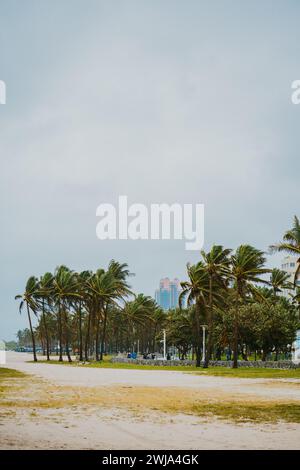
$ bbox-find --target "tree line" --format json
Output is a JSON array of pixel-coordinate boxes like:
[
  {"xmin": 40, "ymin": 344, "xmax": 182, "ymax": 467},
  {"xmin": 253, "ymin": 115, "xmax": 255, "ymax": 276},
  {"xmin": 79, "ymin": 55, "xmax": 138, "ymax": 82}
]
[{"xmin": 15, "ymin": 216, "xmax": 300, "ymax": 368}]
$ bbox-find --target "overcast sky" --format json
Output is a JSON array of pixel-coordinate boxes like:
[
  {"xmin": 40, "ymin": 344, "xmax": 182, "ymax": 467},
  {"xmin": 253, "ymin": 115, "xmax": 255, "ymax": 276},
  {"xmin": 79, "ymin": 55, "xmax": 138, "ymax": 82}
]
[{"xmin": 1, "ymin": 0, "xmax": 299, "ymax": 340}]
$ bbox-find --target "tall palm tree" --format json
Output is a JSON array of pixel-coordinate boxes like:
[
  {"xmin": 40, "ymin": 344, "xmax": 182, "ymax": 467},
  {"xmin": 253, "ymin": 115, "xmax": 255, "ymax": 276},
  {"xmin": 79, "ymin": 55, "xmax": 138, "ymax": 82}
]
[
  {"xmin": 270, "ymin": 215, "xmax": 300, "ymax": 285},
  {"xmin": 200, "ymin": 245, "xmax": 231, "ymax": 367},
  {"xmin": 228, "ymin": 245, "xmax": 270, "ymax": 368},
  {"xmin": 108, "ymin": 260, "xmax": 133, "ymax": 283},
  {"xmin": 15, "ymin": 276, "xmax": 39, "ymax": 361},
  {"xmin": 150, "ymin": 306, "xmax": 166, "ymax": 353},
  {"xmin": 104, "ymin": 261, "xmax": 133, "ymax": 358},
  {"xmin": 74, "ymin": 270, "xmax": 91, "ymax": 361},
  {"xmin": 88, "ymin": 261, "xmax": 133, "ymax": 361},
  {"xmin": 87, "ymin": 268, "xmax": 106, "ymax": 361},
  {"xmin": 37, "ymin": 272, "xmax": 54, "ymax": 361},
  {"xmin": 82, "ymin": 271, "xmax": 96, "ymax": 361},
  {"xmin": 180, "ymin": 262, "xmax": 209, "ymax": 367},
  {"xmin": 122, "ymin": 294, "xmax": 156, "ymax": 352},
  {"xmin": 53, "ymin": 265, "xmax": 79, "ymax": 362}
]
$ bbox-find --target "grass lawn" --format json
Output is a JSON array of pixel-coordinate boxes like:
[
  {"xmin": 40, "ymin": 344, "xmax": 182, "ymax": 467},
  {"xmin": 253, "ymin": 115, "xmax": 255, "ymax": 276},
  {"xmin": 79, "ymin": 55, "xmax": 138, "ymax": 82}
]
[{"xmin": 31, "ymin": 358, "xmax": 300, "ymax": 379}]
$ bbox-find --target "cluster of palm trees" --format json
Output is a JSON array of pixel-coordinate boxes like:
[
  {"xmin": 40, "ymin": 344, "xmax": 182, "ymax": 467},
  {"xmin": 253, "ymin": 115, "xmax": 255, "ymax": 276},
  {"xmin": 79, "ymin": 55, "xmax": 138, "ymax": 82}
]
[
  {"xmin": 15, "ymin": 261, "xmax": 162, "ymax": 363},
  {"xmin": 180, "ymin": 216, "xmax": 300, "ymax": 367},
  {"xmin": 15, "ymin": 216, "xmax": 300, "ymax": 368},
  {"xmin": 180, "ymin": 247, "xmax": 298, "ymax": 368}
]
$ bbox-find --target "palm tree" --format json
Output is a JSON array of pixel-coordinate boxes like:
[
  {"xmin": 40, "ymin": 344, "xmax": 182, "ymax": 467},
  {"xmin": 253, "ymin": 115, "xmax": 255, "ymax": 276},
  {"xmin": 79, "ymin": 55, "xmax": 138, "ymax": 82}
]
[
  {"xmin": 122, "ymin": 294, "xmax": 156, "ymax": 352},
  {"xmin": 269, "ymin": 268, "xmax": 292, "ymax": 296},
  {"xmin": 228, "ymin": 245, "xmax": 270, "ymax": 368},
  {"xmin": 270, "ymin": 215, "xmax": 300, "ymax": 285},
  {"xmin": 74, "ymin": 271, "xmax": 91, "ymax": 361},
  {"xmin": 87, "ymin": 268, "xmax": 107, "ymax": 361},
  {"xmin": 15, "ymin": 276, "xmax": 39, "ymax": 361},
  {"xmin": 53, "ymin": 265, "xmax": 79, "ymax": 362},
  {"xmin": 167, "ymin": 308, "xmax": 192, "ymax": 360},
  {"xmin": 83, "ymin": 272, "xmax": 95, "ymax": 361},
  {"xmin": 104, "ymin": 261, "xmax": 133, "ymax": 358},
  {"xmin": 150, "ymin": 306, "xmax": 166, "ymax": 353},
  {"xmin": 200, "ymin": 245, "xmax": 231, "ymax": 367},
  {"xmin": 37, "ymin": 272, "xmax": 54, "ymax": 361},
  {"xmin": 180, "ymin": 262, "xmax": 209, "ymax": 367},
  {"xmin": 87, "ymin": 261, "xmax": 133, "ymax": 361}
]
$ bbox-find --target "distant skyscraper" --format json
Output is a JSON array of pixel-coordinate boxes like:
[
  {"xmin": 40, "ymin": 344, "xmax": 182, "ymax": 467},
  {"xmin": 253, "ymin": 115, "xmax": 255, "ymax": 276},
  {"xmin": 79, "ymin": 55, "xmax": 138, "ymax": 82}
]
[{"xmin": 155, "ymin": 277, "xmax": 181, "ymax": 310}]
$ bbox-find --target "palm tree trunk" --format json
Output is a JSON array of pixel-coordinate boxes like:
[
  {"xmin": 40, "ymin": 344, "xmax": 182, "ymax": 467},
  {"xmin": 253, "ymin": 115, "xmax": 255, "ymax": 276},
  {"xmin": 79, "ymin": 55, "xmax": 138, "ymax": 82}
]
[
  {"xmin": 26, "ymin": 303, "xmax": 37, "ymax": 362},
  {"xmin": 65, "ymin": 338, "xmax": 72, "ymax": 362},
  {"xmin": 152, "ymin": 324, "xmax": 157, "ymax": 352},
  {"xmin": 95, "ymin": 313, "xmax": 101, "ymax": 361},
  {"xmin": 41, "ymin": 337, "xmax": 45, "ymax": 356},
  {"xmin": 58, "ymin": 300, "xmax": 63, "ymax": 362},
  {"xmin": 63, "ymin": 308, "xmax": 72, "ymax": 363},
  {"xmin": 204, "ymin": 276, "xmax": 213, "ymax": 368},
  {"xmin": 78, "ymin": 302, "xmax": 83, "ymax": 361},
  {"xmin": 100, "ymin": 306, "xmax": 108, "ymax": 361},
  {"xmin": 195, "ymin": 345, "xmax": 201, "ymax": 367},
  {"xmin": 195, "ymin": 300, "xmax": 202, "ymax": 368},
  {"xmin": 42, "ymin": 300, "xmax": 50, "ymax": 361},
  {"xmin": 233, "ymin": 294, "xmax": 239, "ymax": 368},
  {"xmin": 85, "ymin": 311, "xmax": 91, "ymax": 361}
]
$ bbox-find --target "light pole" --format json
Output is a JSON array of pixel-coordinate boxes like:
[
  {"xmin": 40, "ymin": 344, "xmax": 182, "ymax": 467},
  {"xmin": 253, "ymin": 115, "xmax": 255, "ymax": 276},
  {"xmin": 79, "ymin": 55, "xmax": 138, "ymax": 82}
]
[
  {"xmin": 200, "ymin": 325, "xmax": 207, "ymax": 364},
  {"xmin": 163, "ymin": 329, "xmax": 166, "ymax": 360}
]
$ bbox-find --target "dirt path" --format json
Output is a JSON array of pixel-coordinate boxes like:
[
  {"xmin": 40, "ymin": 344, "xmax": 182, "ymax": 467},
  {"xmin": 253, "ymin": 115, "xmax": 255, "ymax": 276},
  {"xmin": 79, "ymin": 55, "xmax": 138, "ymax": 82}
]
[{"xmin": 4, "ymin": 352, "xmax": 300, "ymax": 400}]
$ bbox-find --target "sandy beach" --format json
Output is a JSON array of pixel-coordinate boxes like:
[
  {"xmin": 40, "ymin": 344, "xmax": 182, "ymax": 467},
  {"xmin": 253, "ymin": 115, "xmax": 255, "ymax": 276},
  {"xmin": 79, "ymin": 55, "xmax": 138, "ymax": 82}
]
[{"xmin": 1, "ymin": 352, "xmax": 300, "ymax": 450}]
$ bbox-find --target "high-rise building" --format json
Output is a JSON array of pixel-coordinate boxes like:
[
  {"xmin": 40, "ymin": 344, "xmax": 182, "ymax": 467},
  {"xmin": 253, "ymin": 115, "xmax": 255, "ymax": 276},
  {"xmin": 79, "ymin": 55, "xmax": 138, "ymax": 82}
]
[
  {"xmin": 155, "ymin": 277, "xmax": 181, "ymax": 310},
  {"xmin": 281, "ymin": 256, "xmax": 300, "ymax": 283},
  {"xmin": 170, "ymin": 278, "xmax": 181, "ymax": 309},
  {"xmin": 281, "ymin": 256, "xmax": 300, "ymax": 297}
]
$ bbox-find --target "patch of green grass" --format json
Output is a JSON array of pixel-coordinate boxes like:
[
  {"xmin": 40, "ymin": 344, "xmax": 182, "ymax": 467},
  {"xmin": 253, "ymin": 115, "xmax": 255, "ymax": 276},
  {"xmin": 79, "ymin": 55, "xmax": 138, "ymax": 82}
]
[
  {"xmin": 31, "ymin": 359, "xmax": 203, "ymax": 371},
  {"xmin": 30, "ymin": 360, "xmax": 300, "ymax": 379},
  {"xmin": 0, "ymin": 367, "xmax": 27, "ymax": 380},
  {"xmin": 0, "ymin": 368, "xmax": 27, "ymax": 401},
  {"xmin": 194, "ymin": 367, "xmax": 300, "ymax": 379},
  {"xmin": 192, "ymin": 402, "xmax": 300, "ymax": 423}
]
